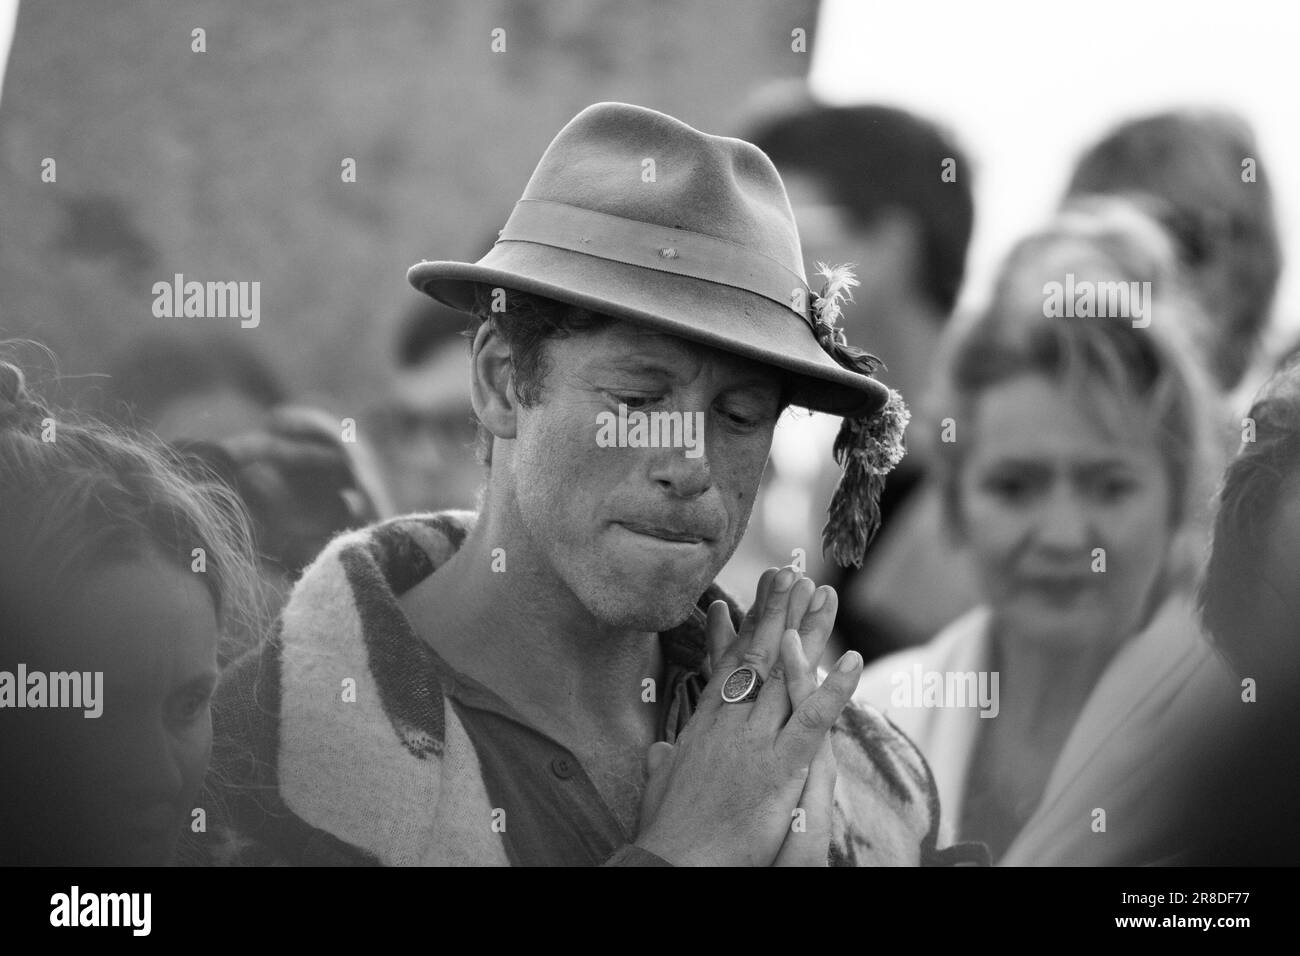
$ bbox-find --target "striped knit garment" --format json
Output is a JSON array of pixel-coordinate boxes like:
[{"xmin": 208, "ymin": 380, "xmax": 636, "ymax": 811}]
[{"xmin": 194, "ymin": 511, "xmax": 987, "ymax": 866}]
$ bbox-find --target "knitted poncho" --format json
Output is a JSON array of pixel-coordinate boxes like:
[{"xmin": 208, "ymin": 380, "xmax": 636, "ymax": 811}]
[{"xmin": 196, "ymin": 511, "xmax": 981, "ymax": 866}]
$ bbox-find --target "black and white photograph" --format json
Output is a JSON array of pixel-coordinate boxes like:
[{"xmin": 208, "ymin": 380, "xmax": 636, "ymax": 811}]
[{"xmin": 0, "ymin": 0, "xmax": 1295, "ymax": 934}]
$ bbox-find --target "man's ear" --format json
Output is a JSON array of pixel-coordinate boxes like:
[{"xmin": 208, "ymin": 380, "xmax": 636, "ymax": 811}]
[{"xmin": 470, "ymin": 321, "xmax": 517, "ymax": 442}]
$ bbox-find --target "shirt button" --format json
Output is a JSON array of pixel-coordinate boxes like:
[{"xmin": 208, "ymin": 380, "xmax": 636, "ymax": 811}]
[{"xmin": 551, "ymin": 756, "xmax": 576, "ymax": 780}]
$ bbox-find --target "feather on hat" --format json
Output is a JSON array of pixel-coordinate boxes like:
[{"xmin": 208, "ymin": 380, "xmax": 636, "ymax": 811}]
[{"xmin": 810, "ymin": 263, "xmax": 911, "ymax": 569}]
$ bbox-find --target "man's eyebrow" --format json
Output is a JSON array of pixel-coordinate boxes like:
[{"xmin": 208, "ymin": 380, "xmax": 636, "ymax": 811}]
[
  {"xmin": 590, "ymin": 355, "xmax": 778, "ymax": 394},
  {"xmin": 592, "ymin": 356, "xmax": 687, "ymax": 380},
  {"xmin": 603, "ymin": 357, "xmax": 679, "ymax": 372}
]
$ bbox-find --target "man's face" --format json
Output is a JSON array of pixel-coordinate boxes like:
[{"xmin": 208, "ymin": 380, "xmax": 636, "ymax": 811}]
[
  {"xmin": 507, "ymin": 320, "xmax": 783, "ymax": 631},
  {"xmin": 382, "ymin": 341, "xmax": 482, "ymax": 512}
]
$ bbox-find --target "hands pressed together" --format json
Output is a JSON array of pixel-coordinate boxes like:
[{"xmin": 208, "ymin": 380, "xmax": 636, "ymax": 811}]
[{"xmin": 634, "ymin": 566, "xmax": 864, "ymax": 866}]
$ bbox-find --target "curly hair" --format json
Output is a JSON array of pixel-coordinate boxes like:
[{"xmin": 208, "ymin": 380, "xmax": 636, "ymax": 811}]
[
  {"xmin": 1200, "ymin": 359, "xmax": 1300, "ymax": 675},
  {"xmin": 462, "ymin": 286, "xmax": 610, "ymax": 466},
  {"xmin": 0, "ymin": 350, "xmax": 261, "ymax": 658}
]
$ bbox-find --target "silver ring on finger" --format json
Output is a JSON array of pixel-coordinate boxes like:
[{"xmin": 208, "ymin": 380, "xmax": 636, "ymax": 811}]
[{"xmin": 721, "ymin": 665, "xmax": 763, "ymax": 704}]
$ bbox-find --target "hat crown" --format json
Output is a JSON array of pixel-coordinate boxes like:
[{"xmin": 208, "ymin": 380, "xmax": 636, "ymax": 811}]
[
  {"xmin": 407, "ymin": 99, "xmax": 889, "ymax": 422},
  {"xmin": 516, "ymin": 102, "xmax": 807, "ymax": 284}
]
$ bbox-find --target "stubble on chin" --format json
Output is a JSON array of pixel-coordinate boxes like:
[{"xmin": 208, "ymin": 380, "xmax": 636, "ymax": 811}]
[{"xmin": 575, "ymin": 558, "xmax": 717, "ymax": 633}]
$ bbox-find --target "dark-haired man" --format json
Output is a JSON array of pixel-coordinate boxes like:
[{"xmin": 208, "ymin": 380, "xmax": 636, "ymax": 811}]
[
  {"xmin": 1066, "ymin": 109, "xmax": 1282, "ymax": 396},
  {"xmin": 1187, "ymin": 362, "xmax": 1300, "ymax": 864},
  {"xmin": 202, "ymin": 102, "xmax": 980, "ymax": 867}
]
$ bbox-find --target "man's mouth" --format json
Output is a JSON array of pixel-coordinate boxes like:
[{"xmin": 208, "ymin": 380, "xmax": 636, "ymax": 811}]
[{"xmin": 615, "ymin": 520, "xmax": 710, "ymax": 544}]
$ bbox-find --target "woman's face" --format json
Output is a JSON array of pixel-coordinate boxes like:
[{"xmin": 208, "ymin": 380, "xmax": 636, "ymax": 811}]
[
  {"xmin": 955, "ymin": 373, "xmax": 1174, "ymax": 653},
  {"xmin": 4, "ymin": 553, "xmax": 219, "ymax": 865}
]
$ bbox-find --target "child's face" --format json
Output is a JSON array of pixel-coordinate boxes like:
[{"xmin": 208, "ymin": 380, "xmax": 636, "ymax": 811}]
[{"xmin": 6, "ymin": 553, "xmax": 219, "ymax": 865}]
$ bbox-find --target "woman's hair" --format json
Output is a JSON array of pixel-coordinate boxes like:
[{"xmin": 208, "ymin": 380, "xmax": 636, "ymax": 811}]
[
  {"xmin": 925, "ymin": 198, "xmax": 1221, "ymax": 596},
  {"xmin": 0, "ymin": 351, "xmax": 261, "ymax": 655}
]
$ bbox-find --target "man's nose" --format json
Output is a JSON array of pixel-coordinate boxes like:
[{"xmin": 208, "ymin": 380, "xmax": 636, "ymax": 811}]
[{"xmin": 649, "ymin": 444, "xmax": 712, "ymax": 499}]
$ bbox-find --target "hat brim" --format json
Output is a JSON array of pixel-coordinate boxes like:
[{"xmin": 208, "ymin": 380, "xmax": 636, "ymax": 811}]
[{"xmin": 407, "ymin": 241, "xmax": 889, "ymax": 418}]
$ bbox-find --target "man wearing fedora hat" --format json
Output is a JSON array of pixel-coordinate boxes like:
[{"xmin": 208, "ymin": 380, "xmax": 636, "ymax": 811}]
[{"xmin": 200, "ymin": 102, "xmax": 981, "ymax": 866}]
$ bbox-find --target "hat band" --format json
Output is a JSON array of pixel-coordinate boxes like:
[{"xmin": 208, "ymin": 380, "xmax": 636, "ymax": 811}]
[{"xmin": 496, "ymin": 200, "xmax": 813, "ymax": 322}]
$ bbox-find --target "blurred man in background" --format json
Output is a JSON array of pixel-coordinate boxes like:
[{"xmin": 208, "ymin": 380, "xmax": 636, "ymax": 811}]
[
  {"xmin": 105, "ymin": 331, "xmax": 391, "ymax": 662},
  {"xmin": 1065, "ymin": 109, "xmax": 1283, "ymax": 404},
  {"xmin": 1187, "ymin": 358, "xmax": 1300, "ymax": 864},
  {"xmin": 371, "ymin": 291, "xmax": 483, "ymax": 516},
  {"xmin": 103, "ymin": 331, "xmax": 286, "ymax": 443},
  {"xmin": 721, "ymin": 98, "xmax": 975, "ymax": 663}
]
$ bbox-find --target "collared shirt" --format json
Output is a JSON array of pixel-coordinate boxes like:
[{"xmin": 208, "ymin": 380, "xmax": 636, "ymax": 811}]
[{"xmin": 420, "ymin": 604, "xmax": 709, "ymax": 866}]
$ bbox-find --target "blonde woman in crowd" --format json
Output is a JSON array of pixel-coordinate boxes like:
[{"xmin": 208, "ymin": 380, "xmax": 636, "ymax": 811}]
[{"xmin": 856, "ymin": 200, "xmax": 1238, "ymax": 865}]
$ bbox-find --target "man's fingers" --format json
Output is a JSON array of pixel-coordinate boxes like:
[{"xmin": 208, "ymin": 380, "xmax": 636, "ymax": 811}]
[
  {"xmin": 701, "ymin": 566, "xmax": 799, "ymax": 723},
  {"xmin": 806, "ymin": 736, "xmax": 838, "ymax": 813},
  {"xmin": 638, "ymin": 741, "xmax": 677, "ymax": 832},
  {"xmin": 740, "ymin": 565, "xmax": 799, "ymax": 676},
  {"xmin": 777, "ymin": 650, "xmax": 862, "ymax": 764},
  {"xmin": 750, "ymin": 580, "xmax": 820, "ymax": 729},
  {"xmin": 705, "ymin": 599, "xmax": 736, "ymax": 674},
  {"xmin": 794, "ymin": 737, "xmax": 837, "ymax": 866},
  {"xmin": 737, "ymin": 567, "xmax": 780, "ymax": 643},
  {"xmin": 782, "ymin": 627, "xmax": 819, "ymax": 708},
  {"xmin": 751, "ymin": 628, "xmax": 810, "ymax": 728},
  {"xmin": 796, "ymin": 585, "xmax": 838, "ymax": 675},
  {"xmin": 785, "ymin": 576, "xmax": 816, "ymax": 633},
  {"xmin": 646, "ymin": 740, "xmax": 675, "ymax": 775},
  {"xmin": 773, "ymin": 734, "xmax": 838, "ymax": 867},
  {"xmin": 696, "ymin": 599, "xmax": 752, "ymax": 722}
]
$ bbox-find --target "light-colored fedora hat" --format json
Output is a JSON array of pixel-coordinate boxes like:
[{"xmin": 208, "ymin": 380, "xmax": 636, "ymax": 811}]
[{"xmin": 407, "ymin": 102, "xmax": 909, "ymax": 566}]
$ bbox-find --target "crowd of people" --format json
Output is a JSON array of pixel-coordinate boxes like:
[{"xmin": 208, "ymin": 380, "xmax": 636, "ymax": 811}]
[{"xmin": 1, "ymin": 96, "xmax": 1296, "ymax": 866}]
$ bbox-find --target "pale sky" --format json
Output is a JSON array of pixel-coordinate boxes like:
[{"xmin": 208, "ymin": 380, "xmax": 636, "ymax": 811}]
[
  {"xmin": 812, "ymin": 0, "xmax": 1300, "ymax": 346},
  {"xmin": 0, "ymin": 0, "xmax": 17, "ymax": 104}
]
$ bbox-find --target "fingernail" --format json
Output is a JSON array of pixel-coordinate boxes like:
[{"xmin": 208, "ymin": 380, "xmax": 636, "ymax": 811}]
[
  {"xmin": 836, "ymin": 651, "xmax": 861, "ymax": 673},
  {"xmin": 774, "ymin": 567, "xmax": 795, "ymax": 592},
  {"xmin": 809, "ymin": 587, "xmax": 828, "ymax": 612}
]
